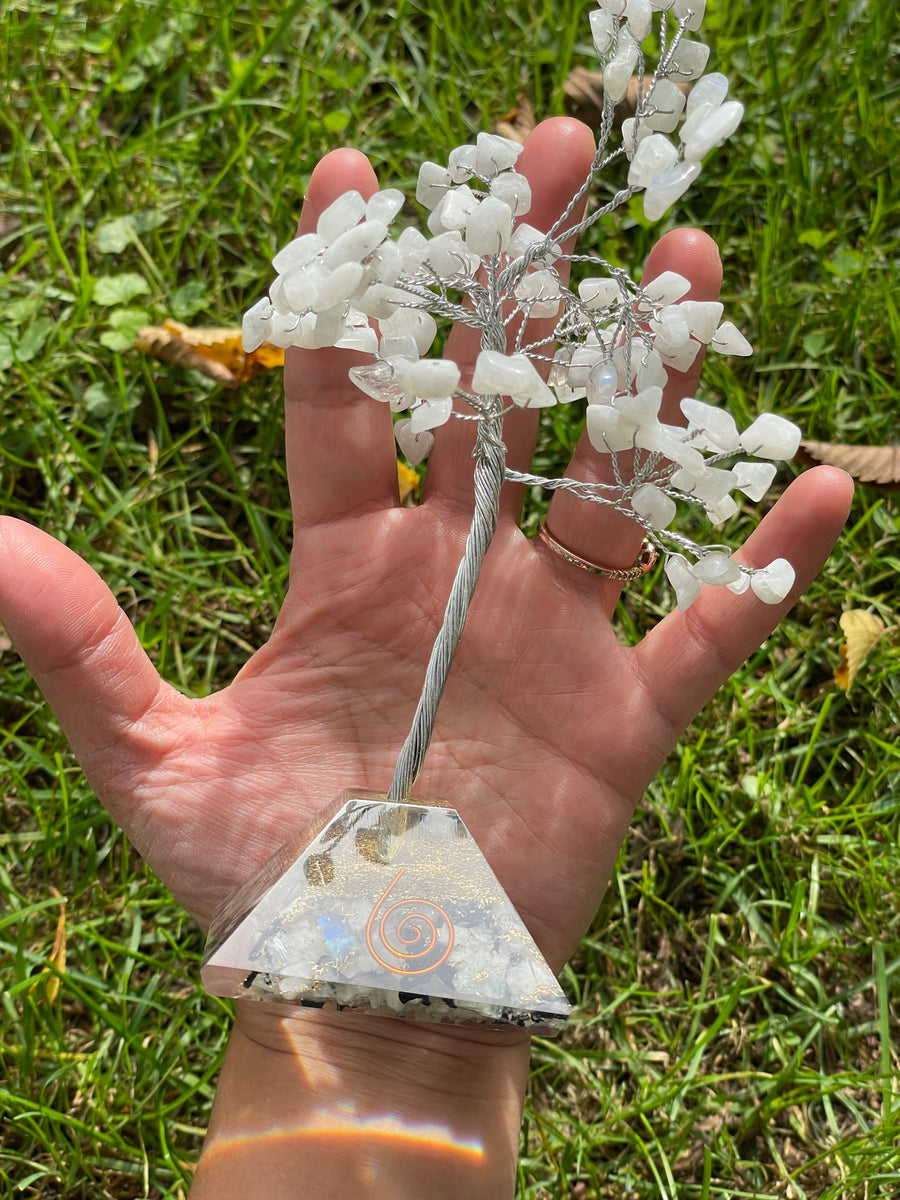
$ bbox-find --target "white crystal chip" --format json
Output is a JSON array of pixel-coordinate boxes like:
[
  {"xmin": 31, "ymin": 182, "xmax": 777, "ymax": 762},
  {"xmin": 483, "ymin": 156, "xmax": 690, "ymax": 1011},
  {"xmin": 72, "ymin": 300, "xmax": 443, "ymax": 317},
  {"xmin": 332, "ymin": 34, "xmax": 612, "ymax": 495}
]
[
  {"xmin": 665, "ymin": 554, "xmax": 702, "ymax": 610},
  {"xmin": 750, "ymin": 558, "xmax": 795, "ymax": 604},
  {"xmin": 465, "ymin": 195, "xmax": 513, "ymax": 255},
  {"xmin": 643, "ymin": 161, "xmax": 702, "ymax": 221},
  {"xmin": 739, "ymin": 413, "xmax": 802, "ymax": 460},
  {"xmin": 394, "ymin": 419, "xmax": 435, "ymax": 465}
]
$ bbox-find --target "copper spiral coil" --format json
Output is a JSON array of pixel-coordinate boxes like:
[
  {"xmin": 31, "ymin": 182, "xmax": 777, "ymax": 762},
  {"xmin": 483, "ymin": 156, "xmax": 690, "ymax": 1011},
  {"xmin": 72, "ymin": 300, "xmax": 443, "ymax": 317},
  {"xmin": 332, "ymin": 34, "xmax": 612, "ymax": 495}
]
[{"xmin": 365, "ymin": 868, "xmax": 454, "ymax": 975}]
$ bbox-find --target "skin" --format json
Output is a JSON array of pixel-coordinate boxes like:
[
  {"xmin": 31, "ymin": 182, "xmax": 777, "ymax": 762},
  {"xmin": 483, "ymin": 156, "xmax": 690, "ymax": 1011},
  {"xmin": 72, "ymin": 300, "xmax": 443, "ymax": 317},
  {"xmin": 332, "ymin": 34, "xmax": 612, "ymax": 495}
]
[{"xmin": 0, "ymin": 119, "xmax": 852, "ymax": 1197}]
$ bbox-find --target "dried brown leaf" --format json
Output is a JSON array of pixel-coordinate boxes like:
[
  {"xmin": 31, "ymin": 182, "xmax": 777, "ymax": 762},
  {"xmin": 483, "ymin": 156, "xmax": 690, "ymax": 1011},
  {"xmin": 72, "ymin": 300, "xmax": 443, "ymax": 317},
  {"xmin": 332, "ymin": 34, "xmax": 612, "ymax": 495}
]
[
  {"xmin": 135, "ymin": 319, "xmax": 284, "ymax": 387},
  {"xmin": 494, "ymin": 97, "xmax": 536, "ymax": 144},
  {"xmin": 800, "ymin": 440, "xmax": 900, "ymax": 487},
  {"xmin": 563, "ymin": 67, "xmax": 690, "ymax": 129}
]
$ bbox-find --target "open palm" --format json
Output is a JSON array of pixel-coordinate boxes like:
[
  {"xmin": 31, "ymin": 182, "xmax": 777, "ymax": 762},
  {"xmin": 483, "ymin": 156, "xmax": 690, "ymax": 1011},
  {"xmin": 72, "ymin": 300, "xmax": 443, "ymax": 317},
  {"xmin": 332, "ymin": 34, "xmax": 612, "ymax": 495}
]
[{"xmin": 0, "ymin": 120, "xmax": 851, "ymax": 975}]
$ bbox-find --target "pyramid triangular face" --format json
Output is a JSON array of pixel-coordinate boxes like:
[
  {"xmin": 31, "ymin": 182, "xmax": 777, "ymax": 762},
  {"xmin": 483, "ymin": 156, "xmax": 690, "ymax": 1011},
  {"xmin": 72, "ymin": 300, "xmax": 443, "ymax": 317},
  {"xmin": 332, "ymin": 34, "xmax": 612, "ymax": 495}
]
[{"xmin": 202, "ymin": 790, "xmax": 570, "ymax": 1036}]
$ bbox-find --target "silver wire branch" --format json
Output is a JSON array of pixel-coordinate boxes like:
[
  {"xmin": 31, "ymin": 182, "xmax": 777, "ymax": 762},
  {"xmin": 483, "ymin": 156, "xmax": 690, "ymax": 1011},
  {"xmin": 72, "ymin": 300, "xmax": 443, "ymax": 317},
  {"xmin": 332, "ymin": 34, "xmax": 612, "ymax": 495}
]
[{"xmin": 387, "ymin": 302, "xmax": 508, "ymax": 803}]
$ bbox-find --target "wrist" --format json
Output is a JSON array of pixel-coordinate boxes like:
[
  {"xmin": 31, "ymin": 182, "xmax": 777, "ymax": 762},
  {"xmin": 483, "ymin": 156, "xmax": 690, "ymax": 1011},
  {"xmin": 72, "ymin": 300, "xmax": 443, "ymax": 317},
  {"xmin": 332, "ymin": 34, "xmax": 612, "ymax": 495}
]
[{"xmin": 191, "ymin": 1000, "xmax": 531, "ymax": 1200}]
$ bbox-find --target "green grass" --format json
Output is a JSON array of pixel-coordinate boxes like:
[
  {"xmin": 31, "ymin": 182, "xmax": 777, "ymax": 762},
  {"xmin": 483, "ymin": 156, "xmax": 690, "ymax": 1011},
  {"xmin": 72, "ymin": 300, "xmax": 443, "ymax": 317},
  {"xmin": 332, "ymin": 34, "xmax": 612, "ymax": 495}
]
[{"xmin": 1, "ymin": 0, "xmax": 898, "ymax": 1196}]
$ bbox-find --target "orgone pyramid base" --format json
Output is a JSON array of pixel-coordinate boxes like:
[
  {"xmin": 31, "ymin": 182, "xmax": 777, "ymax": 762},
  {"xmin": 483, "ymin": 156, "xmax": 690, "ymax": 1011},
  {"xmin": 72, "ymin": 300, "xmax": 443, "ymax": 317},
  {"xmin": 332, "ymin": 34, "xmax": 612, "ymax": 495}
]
[{"xmin": 201, "ymin": 790, "xmax": 570, "ymax": 1036}]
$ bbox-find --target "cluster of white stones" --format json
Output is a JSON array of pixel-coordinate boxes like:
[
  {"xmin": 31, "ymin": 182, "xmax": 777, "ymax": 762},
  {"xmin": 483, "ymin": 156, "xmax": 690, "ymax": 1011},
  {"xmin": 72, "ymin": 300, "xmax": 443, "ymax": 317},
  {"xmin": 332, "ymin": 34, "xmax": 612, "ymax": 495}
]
[{"xmin": 242, "ymin": 0, "xmax": 802, "ymax": 609}]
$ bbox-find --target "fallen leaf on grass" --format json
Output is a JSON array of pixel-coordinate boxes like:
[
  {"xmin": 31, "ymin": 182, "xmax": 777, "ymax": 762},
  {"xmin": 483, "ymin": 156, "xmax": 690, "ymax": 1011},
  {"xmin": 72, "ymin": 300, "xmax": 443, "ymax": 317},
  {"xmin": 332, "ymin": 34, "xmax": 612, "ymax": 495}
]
[
  {"xmin": 563, "ymin": 67, "xmax": 690, "ymax": 130},
  {"xmin": 800, "ymin": 440, "xmax": 900, "ymax": 487},
  {"xmin": 135, "ymin": 319, "xmax": 420, "ymax": 501},
  {"xmin": 135, "ymin": 319, "xmax": 284, "ymax": 388},
  {"xmin": 835, "ymin": 610, "xmax": 886, "ymax": 692},
  {"xmin": 29, "ymin": 889, "xmax": 66, "ymax": 1004},
  {"xmin": 494, "ymin": 97, "xmax": 536, "ymax": 144}
]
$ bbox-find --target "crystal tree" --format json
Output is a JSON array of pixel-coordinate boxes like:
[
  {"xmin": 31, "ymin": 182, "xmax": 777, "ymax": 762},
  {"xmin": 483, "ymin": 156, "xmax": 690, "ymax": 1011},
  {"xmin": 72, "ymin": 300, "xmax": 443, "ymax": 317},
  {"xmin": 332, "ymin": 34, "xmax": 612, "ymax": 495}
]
[{"xmin": 203, "ymin": 0, "xmax": 802, "ymax": 1032}]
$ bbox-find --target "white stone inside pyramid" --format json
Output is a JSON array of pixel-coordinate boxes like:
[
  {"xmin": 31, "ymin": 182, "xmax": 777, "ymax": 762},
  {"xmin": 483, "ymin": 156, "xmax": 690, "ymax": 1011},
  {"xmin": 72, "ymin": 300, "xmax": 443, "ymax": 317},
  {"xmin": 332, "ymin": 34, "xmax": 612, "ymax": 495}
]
[{"xmin": 202, "ymin": 790, "xmax": 570, "ymax": 1036}]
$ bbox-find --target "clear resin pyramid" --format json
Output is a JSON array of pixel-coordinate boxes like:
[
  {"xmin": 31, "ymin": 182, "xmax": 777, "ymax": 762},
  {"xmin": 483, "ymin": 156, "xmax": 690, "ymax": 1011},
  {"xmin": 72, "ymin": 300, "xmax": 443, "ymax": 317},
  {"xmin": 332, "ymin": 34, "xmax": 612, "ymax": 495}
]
[{"xmin": 202, "ymin": 789, "xmax": 570, "ymax": 1035}]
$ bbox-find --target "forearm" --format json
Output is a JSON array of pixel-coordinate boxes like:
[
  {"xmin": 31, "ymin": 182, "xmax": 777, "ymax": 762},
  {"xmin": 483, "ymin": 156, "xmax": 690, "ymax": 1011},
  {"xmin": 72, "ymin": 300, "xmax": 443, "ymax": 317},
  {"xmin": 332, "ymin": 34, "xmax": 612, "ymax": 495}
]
[{"xmin": 190, "ymin": 1002, "xmax": 531, "ymax": 1200}]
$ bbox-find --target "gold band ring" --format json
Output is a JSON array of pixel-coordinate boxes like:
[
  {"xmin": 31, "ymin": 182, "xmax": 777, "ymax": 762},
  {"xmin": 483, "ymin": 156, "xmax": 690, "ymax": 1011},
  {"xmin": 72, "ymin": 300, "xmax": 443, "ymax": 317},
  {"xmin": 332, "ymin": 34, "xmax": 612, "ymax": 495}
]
[{"xmin": 536, "ymin": 523, "xmax": 658, "ymax": 581}]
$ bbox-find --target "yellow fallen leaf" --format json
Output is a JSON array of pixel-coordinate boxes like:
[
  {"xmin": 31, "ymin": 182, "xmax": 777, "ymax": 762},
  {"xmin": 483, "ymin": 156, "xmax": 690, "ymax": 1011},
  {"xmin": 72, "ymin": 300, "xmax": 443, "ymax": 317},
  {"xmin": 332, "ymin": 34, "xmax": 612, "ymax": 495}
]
[
  {"xmin": 29, "ymin": 889, "xmax": 66, "ymax": 1004},
  {"xmin": 135, "ymin": 320, "xmax": 284, "ymax": 387},
  {"xmin": 134, "ymin": 319, "xmax": 417, "ymax": 498},
  {"xmin": 835, "ymin": 609, "xmax": 885, "ymax": 692},
  {"xmin": 397, "ymin": 461, "xmax": 420, "ymax": 505}
]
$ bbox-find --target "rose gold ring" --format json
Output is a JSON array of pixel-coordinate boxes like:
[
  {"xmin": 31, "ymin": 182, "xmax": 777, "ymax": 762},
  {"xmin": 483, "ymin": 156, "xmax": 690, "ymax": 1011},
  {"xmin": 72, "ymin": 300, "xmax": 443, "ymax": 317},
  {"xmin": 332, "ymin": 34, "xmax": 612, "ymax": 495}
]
[{"xmin": 536, "ymin": 523, "xmax": 657, "ymax": 581}]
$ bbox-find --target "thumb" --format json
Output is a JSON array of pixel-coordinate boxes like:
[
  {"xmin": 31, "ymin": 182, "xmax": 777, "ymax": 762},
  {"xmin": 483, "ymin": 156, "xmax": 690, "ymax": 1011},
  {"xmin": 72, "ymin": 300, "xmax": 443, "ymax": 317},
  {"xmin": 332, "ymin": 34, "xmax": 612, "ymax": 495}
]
[{"xmin": 0, "ymin": 517, "xmax": 168, "ymax": 772}]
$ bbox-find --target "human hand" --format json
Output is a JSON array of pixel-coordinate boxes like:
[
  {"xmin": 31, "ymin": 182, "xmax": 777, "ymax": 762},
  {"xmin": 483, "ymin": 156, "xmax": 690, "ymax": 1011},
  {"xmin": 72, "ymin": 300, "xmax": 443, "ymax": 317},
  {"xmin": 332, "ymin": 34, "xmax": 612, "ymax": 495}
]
[{"xmin": 0, "ymin": 119, "xmax": 851, "ymax": 977}]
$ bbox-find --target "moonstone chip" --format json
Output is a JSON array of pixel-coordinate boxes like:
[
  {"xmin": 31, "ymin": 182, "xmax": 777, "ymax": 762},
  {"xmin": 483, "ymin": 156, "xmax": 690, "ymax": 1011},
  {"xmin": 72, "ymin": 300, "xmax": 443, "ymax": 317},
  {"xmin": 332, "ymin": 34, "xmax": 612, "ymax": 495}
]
[
  {"xmin": 750, "ymin": 558, "xmax": 795, "ymax": 604},
  {"xmin": 704, "ymin": 494, "xmax": 739, "ymax": 524},
  {"xmin": 586, "ymin": 404, "xmax": 637, "ymax": 453},
  {"xmin": 692, "ymin": 551, "xmax": 741, "ymax": 584},
  {"xmin": 371, "ymin": 241, "xmax": 404, "ymax": 285},
  {"xmin": 380, "ymin": 308, "xmax": 438, "ymax": 355},
  {"xmin": 686, "ymin": 72, "xmax": 729, "ymax": 117},
  {"xmin": 471, "ymin": 350, "xmax": 553, "ymax": 406},
  {"xmin": 636, "ymin": 348, "xmax": 668, "ymax": 391},
  {"xmin": 657, "ymin": 337, "xmax": 702, "ymax": 374},
  {"xmin": 631, "ymin": 482, "xmax": 677, "ymax": 529},
  {"xmin": 579, "ymin": 277, "xmax": 620, "ymax": 309},
  {"xmin": 677, "ymin": 300, "xmax": 724, "ymax": 344},
  {"xmin": 727, "ymin": 571, "xmax": 751, "ymax": 595},
  {"xmin": 416, "ymin": 161, "xmax": 451, "ymax": 210},
  {"xmin": 515, "ymin": 268, "xmax": 561, "ymax": 318},
  {"xmin": 641, "ymin": 270, "xmax": 691, "ymax": 307},
  {"xmin": 680, "ymin": 397, "xmax": 741, "ymax": 452},
  {"xmin": 448, "ymin": 144, "xmax": 479, "ymax": 183},
  {"xmin": 683, "ymin": 100, "xmax": 745, "ymax": 161},
  {"xmin": 313, "ymin": 304, "xmax": 349, "ymax": 348},
  {"xmin": 615, "ymin": 384, "xmax": 663, "ymax": 428},
  {"xmin": 690, "ymin": 464, "xmax": 735, "ymax": 503},
  {"xmin": 507, "ymin": 222, "xmax": 550, "ymax": 258},
  {"xmin": 667, "ymin": 39, "xmax": 711, "ymax": 82},
  {"xmin": 315, "ymin": 261, "xmax": 365, "ymax": 310},
  {"xmin": 366, "ymin": 188, "xmax": 405, "ymax": 225},
  {"xmin": 349, "ymin": 360, "xmax": 413, "ymax": 409},
  {"xmin": 711, "ymin": 321, "xmax": 753, "ymax": 356},
  {"xmin": 411, "ymin": 397, "xmax": 453, "ymax": 432},
  {"xmin": 650, "ymin": 305, "xmax": 691, "ymax": 351},
  {"xmin": 589, "ymin": 6, "xmax": 615, "ymax": 54},
  {"xmin": 272, "ymin": 233, "xmax": 325, "ymax": 275},
  {"xmin": 567, "ymin": 345, "xmax": 605, "ymax": 388},
  {"xmin": 475, "ymin": 132, "xmax": 523, "ymax": 177},
  {"xmin": 665, "ymin": 554, "xmax": 703, "ymax": 610},
  {"xmin": 624, "ymin": 0, "xmax": 653, "ymax": 39},
  {"xmin": 465, "ymin": 195, "xmax": 513, "ymax": 255},
  {"xmin": 317, "ymin": 191, "xmax": 367, "ymax": 244},
  {"xmin": 739, "ymin": 413, "xmax": 801, "ymax": 460},
  {"xmin": 628, "ymin": 133, "xmax": 679, "ymax": 188},
  {"xmin": 587, "ymin": 361, "xmax": 619, "ymax": 405},
  {"xmin": 621, "ymin": 117, "xmax": 654, "ymax": 160},
  {"xmin": 354, "ymin": 283, "xmax": 403, "ymax": 320},
  {"xmin": 397, "ymin": 225, "xmax": 429, "ymax": 268},
  {"xmin": 335, "ymin": 322, "xmax": 378, "ymax": 354},
  {"xmin": 643, "ymin": 161, "xmax": 702, "ymax": 221},
  {"xmin": 401, "ymin": 357, "xmax": 461, "ymax": 399},
  {"xmin": 242, "ymin": 296, "xmax": 273, "ymax": 352},
  {"xmin": 323, "ymin": 220, "xmax": 389, "ymax": 269},
  {"xmin": 490, "ymin": 172, "xmax": 532, "ymax": 217},
  {"xmin": 604, "ymin": 44, "xmax": 640, "ymax": 104},
  {"xmin": 548, "ymin": 346, "xmax": 573, "ymax": 388},
  {"xmin": 731, "ymin": 460, "xmax": 777, "ymax": 501},
  {"xmin": 424, "ymin": 230, "xmax": 472, "ymax": 277},
  {"xmin": 672, "ymin": 0, "xmax": 707, "ymax": 32},
  {"xmin": 644, "ymin": 79, "xmax": 687, "ymax": 133},
  {"xmin": 394, "ymin": 419, "xmax": 435, "ymax": 465},
  {"xmin": 434, "ymin": 183, "xmax": 480, "ymax": 230}
]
